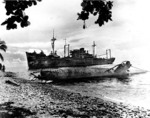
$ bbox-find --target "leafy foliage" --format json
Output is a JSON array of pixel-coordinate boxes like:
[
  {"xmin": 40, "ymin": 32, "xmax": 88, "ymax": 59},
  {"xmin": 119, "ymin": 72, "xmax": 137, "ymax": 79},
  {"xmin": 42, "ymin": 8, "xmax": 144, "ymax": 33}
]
[
  {"xmin": 1, "ymin": 0, "xmax": 113, "ymax": 30},
  {"xmin": 1, "ymin": 0, "xmax": 42, "ymax": 30},
  {"xmin": 0, "ymin": 40, "xmax": 7, "ymax": 61},
  {"xmin": 77, "ymin": 0, "xmax": 113, "ymax": 29}
]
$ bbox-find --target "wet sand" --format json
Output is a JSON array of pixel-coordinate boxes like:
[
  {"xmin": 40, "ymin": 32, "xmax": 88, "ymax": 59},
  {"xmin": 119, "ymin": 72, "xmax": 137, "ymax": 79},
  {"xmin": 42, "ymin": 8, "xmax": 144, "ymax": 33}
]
[{"xmin": 0, "ymin": 72, "xmax": 150, "ymax": 118}]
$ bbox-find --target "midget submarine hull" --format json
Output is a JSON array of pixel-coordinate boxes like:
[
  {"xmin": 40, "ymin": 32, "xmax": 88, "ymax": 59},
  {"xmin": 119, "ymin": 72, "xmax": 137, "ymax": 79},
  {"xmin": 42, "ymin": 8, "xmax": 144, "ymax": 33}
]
[
  {"xmin": 36, "ymin": 67, "xmax": 129, "ymax": 81},
  {"xmin": 30, "ymin": 61, "xmax": 132, "ymax": 81}
]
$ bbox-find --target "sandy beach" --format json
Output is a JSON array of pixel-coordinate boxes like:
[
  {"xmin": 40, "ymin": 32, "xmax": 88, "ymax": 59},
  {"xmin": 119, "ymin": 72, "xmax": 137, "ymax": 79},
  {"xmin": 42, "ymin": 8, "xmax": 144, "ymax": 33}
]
[{"xmin": 0, "ymin": 72, "xmax": 150, "ymax": 118}]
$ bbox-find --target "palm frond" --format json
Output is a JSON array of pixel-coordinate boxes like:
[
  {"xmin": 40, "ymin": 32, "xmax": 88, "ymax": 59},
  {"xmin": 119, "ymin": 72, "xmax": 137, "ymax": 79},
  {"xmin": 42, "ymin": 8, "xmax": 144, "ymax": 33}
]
[
  {"xmin": 0, "ymin": 40, "xmax": 7, "ymax": 52},
  {"xmin": 0, "ymin": 53, "xmax": 4, "ymax": 61},
  {"xmin": 0, "ymin": 44, "xmax": 7, "ymax": 52},
  {"xmin": 0, "ymin": 41, "xmax": 6, "ymax": 45}
]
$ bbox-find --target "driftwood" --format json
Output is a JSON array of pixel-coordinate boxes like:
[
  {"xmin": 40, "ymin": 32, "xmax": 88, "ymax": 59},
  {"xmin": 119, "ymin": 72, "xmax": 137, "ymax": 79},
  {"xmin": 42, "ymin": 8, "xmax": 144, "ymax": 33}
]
[{"xmin": 5, "ymin": 80, "xmax": 20, "ymax": 86}]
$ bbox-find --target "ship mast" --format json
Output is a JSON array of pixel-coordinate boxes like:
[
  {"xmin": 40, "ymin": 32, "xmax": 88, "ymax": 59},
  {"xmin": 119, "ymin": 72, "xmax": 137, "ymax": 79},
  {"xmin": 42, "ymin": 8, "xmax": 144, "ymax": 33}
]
[
  {"xmin": 92, "ymin": 41, "xmax": 96, "ymax": 57},
  {"xmin": 51, "ymin": 29, "xmax": 56, "ymax": 54}
]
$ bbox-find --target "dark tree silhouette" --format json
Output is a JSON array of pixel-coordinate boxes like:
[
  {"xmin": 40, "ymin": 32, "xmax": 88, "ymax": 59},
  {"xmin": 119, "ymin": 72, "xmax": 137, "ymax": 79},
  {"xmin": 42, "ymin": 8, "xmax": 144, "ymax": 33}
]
[
  {"xmin": 1, "ymin": 0, "xmax": 113, "ymax": 30},
  {"xmin": 1, "ymin": 0, "xmax": 42, "ymax": 30},
  {"xmin": 0, "ymin": 40, "xmax": 7, "ymax": 61},
  {"xmin": 78, "ymin": 0, "xmax": 113, "ymax": 29}
]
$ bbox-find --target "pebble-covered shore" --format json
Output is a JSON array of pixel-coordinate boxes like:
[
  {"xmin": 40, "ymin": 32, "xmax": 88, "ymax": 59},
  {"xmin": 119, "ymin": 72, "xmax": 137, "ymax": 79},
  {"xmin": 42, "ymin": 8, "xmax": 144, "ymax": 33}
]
[{"xmin": 0, "ymin": 72, "xmax": 150, "ymax": 118}]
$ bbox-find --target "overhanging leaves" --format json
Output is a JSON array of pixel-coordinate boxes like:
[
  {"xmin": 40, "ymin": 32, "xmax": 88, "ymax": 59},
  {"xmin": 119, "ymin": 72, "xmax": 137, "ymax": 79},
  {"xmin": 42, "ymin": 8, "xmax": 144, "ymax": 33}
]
[
  {"xmin": 77, "ymin": 0, "xmax": 113, "ymax": 28},
  {"xmin": 1, "ymin": 0, "xmax": 42, "ymax": 30},
  {"xmin": 0, "ymin": 53, "xmax": 4, "ymax": 61}
]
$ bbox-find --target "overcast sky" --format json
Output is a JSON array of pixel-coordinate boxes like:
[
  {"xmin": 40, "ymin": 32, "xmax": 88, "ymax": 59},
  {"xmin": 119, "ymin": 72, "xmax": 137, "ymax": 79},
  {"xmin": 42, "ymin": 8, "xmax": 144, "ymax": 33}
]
[{"xmin": 0, "ymin": 0, "xmax": 150, "ymax": 71}]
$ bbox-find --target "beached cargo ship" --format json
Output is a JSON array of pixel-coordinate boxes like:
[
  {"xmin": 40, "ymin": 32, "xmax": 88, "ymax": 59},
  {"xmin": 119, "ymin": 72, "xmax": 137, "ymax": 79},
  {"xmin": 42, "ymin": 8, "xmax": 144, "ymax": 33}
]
[{"xmin": 26, "ymin": 32, "xmax": 115, "ymax": 70}]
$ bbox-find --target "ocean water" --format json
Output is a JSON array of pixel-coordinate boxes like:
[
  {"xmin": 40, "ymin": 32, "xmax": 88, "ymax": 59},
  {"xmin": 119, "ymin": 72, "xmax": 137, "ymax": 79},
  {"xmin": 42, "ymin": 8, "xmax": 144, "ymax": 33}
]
[
  {"xmin": 55, "ymin": 72, "xmax": 150, "ymax": 109},
  {"xmin": 6, "ymin": 65, "xmax": 150, "ymax": 109}
]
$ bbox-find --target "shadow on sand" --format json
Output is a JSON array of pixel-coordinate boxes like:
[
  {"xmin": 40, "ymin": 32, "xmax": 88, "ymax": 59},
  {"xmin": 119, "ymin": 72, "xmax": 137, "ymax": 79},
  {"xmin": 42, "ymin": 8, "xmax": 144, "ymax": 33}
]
[
  {"xmin": 0, "ymin": 102, "xmax": 35, "ymax": 118},
  {"xmin": 51, "ymin": 76, "xmax": 132, "ymax": 86}
]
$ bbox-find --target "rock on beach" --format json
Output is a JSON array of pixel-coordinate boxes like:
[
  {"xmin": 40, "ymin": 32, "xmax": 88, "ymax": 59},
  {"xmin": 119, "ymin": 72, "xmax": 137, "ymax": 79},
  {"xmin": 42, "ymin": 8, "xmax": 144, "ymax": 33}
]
[{"xmin": 0, "ymin": 72, "xmax": 150, "ymax": 118}]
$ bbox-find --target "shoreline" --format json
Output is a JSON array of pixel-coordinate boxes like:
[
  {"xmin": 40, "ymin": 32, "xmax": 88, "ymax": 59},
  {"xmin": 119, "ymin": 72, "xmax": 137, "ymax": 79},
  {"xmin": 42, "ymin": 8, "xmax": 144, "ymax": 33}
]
[{"xmin": 0, "ymin": 71, "xmax": 150, "ymax": 117}]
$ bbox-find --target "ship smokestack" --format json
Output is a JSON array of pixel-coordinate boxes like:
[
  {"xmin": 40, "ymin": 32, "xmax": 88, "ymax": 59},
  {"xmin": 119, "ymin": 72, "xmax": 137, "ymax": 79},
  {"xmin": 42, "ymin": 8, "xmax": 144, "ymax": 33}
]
[
  {"xmin": 64, "ymin": 39, "xmax": 67, "ymax": 57},
  {"xmin": 106, "ymin": 50, "xmax": 108, "ymax": 59},
  {"xmin": 106, "ymin": 49, "xmax": 111, "ymax": 59},
  {"xmin": 64, "ymin": 45, "xmax": 66, "ymax": 57},
  {"xmin": 68, "ymin": 44, "xmax": 70, "ymax": 57},
  {"xmin": 109, "ymin": 49, "xmax": 111, "ymax": 58}
]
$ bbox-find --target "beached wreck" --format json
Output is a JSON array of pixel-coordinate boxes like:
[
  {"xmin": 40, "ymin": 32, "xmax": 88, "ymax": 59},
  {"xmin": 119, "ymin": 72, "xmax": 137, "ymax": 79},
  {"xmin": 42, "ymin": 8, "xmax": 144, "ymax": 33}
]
[
  {"xmin": 31, "ymin": 61, "xmax": 132, "ymax": 81},
  {"xmin": 26, "ymin": 31, "xmax": 115, "ymax": 70}
]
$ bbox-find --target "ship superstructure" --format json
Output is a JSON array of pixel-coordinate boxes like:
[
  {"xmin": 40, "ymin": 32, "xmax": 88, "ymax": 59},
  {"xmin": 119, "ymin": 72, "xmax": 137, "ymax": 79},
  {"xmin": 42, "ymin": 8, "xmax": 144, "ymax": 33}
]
[{"xmin": 26, "ymin": 32, "xmax": 115, "ymax": 70}]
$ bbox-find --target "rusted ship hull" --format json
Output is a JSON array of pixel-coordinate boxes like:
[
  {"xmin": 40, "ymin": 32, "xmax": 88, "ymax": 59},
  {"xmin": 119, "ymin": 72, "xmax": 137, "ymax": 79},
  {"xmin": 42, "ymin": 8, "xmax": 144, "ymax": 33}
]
[{"xmin": 26, "ymin": 53, "xmax": 115, "ymax": 70}]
